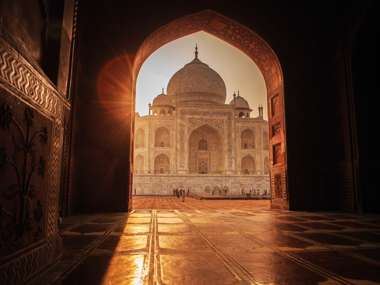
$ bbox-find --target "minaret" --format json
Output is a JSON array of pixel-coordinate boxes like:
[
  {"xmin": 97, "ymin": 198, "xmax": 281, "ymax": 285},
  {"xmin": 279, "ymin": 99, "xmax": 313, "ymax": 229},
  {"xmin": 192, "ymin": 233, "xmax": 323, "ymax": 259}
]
[
  {"xmin": 258, "ymin": 105, "xmax": 263, "ymax": 118},
  {"xmin": 148, "ymin": 103, "xmax": 152, "ymax": 115}
]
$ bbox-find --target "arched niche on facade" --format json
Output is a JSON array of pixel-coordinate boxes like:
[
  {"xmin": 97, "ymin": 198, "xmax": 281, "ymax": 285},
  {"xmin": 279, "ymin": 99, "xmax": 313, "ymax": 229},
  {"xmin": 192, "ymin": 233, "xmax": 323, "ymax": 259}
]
[
  {"xmin": 241, "ymin": 129, "xmax": 255, "ymax": 149},
  {"xmin": 188, "ymin": 124, "xmax": 223, "ymax": 174},
  {"xmin": 198, "ymin": 138, "xmax": 208, "ymax": 150},
  {"xmin": 241, "ymin": 155, "xmax": 255, "ymax": 175},
  {"xmin": 134, "ymin": 155, "xmax": 144, "ymax": 174},
  {"xmin": 135, "ymin": 128, "xmax": 145, "ymax": 148},
  {"xmin": 133, "ymin": 10, "xmax": 288, "ymax": 209},
  {"xmin": 154, "ymin": 127, "xmax": 170, "ymax": 147},
  {"xmin": 154, "ymin": 154, "xmax": 170, "ymax": 174}
]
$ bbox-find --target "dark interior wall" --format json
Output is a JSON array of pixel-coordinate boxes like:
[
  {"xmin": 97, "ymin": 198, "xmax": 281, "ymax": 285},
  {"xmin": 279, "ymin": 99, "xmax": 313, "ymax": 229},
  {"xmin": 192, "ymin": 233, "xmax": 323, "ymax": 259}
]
[
  {"xmin": 56, "ymin": 0, "xmax": 75, "ymax": 95},
  {"xmin": 41, "ymin": 0, "xmax": 67, "ymax": 87},
  {"xmin": 0, "ymin": 0, "xmax": 68, "ymax": 85},
  {"xmin": 0, "ymin": 0, "xmax": 46, "ymax": 62},
  {"xmin": 351, "ymin": 4, "xmax": 377, "ymax": 212},
  {"xmin": 0, "ymin": 0, "xmax": 75, "ymax": 282},
  {"xmin": 70, "ymin": 0, "xmax": 372, "ymax": 213}
]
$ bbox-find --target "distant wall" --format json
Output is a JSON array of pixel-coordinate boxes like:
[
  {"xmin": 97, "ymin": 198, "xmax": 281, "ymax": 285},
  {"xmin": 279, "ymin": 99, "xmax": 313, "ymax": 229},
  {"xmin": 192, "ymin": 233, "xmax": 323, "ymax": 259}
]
[{"xmin": 133, "ymin": 174, "xmax": 270, "ymax": 196}]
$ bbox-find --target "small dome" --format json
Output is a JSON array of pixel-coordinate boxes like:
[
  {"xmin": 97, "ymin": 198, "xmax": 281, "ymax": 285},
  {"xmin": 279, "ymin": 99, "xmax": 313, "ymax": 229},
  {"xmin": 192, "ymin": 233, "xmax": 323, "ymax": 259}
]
[
  {"xmin": 152, "ymin": 90, "xmax": 174, "ymax": 106},
  {"xmin": 167, "ymin": 46, "xmax": 226, "ymax": 105},
  {"xmin": 229, "ymin": 94, "xmax": 250, "ymax": 109}
]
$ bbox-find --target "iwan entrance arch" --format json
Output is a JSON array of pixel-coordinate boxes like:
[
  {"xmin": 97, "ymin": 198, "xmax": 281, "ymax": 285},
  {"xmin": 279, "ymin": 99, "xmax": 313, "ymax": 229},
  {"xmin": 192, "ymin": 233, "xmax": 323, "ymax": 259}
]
[{"xmin": 132, "ymin": 10, "xmax": 288, "ymax": 209}]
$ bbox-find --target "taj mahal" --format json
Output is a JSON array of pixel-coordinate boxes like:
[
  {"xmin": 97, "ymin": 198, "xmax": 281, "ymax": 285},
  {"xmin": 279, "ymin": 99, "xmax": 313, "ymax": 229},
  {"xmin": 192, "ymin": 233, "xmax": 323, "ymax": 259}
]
[{"xmin": 133, "ymin": 46, "xmax": 270, "ymax": 197}]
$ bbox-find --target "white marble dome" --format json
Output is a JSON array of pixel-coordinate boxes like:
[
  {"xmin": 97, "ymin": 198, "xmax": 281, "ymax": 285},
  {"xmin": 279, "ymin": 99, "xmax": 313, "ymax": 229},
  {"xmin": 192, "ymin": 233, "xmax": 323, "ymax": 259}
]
[
  {"xmin": 229, "ymin": 94, "xmax": 250, "ymax": 109},
  {"xmin": 167, "ymin": 50, "xmax": 226, "ymax": 105},
  {"xmin": 152, "ymin": 90, "xmax": 173, "ymax": 106}
]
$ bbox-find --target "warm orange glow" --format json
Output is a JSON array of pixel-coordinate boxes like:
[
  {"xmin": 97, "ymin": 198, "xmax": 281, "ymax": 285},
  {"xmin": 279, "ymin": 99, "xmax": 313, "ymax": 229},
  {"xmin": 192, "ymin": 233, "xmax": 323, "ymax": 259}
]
[
  {"xmin": 96, "ymin": 54, "xmax": 134, "ymax": 123},
  {"xmin": 100, "ymin": 253, "xmax": 145, "ymax": 285}
]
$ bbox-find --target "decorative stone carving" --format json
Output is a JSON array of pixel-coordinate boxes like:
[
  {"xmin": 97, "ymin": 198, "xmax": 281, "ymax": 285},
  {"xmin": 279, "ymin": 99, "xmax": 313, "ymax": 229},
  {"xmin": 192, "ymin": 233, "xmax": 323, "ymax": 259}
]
[
  {"xmin": 274, "ymin": 174, "xmax": 282, "ymax": 199},
  {"xmin": 0, "ymin": 35, "xmax": 67, "ymax": 284},
  {"xmin": 272, "ymin": 122, "xmax": 281, "ymax": 137},
  {"xmin": 180, "ymin": 109, "xmax": 230, "ymax": 117},
  {"xmin": 270, "ymin": 95, "xmax": 280, "ymax": 117},
  {"xmin": 187, "ymin": 117, "xmax": 224, "ymax": 132},
  {"xmin": 0, "ymin": 95, "xmax": 50, "ymax": 257},
  {"xmin": 273, "ymin": 143, "xmax": 281, "ymax": 165},
  {"xmin": 0, "ymin": 38, "xmax": 67, "ymax": 120}
]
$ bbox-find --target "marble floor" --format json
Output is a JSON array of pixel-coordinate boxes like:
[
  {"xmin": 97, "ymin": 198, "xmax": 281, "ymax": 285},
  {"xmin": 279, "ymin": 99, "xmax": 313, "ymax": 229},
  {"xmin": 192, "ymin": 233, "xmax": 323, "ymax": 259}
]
[{"xmin": 31, "ymin": 197, "xmax": 380, "ymax": 285}]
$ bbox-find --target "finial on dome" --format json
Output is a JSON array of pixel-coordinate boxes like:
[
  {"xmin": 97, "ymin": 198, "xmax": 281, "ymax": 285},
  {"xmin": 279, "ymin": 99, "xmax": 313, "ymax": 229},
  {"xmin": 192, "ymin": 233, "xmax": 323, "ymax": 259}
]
[
  {"xmin": 161, "ymin": 88, "xmax": 164, "ymax": 94},
  {"xmin": 233, "ymin": 91, "xmax": 236, "ymax": 98},
  {"xmin": 195, "ymin": 44, "xmax": 198, "ymax": 59}
]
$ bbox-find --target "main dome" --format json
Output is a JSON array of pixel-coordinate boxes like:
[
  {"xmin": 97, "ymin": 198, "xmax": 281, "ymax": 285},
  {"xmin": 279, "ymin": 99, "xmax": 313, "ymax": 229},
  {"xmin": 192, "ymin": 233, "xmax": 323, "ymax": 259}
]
[{"xmin": 167, "ymin": 48, "xmax": 226, "ymax": 105}]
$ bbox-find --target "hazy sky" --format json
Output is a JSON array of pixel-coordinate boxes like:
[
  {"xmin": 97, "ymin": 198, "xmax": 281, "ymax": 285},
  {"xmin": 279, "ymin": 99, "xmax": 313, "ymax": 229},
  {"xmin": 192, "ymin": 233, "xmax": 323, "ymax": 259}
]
[{"xmin": 136, "ymin": 31, "xmax": 267, "ymax": 119}]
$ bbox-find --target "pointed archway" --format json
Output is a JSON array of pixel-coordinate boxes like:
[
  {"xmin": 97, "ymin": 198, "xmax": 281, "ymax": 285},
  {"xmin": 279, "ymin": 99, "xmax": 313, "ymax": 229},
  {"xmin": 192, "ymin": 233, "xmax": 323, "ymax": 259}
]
[
  {"xmin": 133, "ymin": 10, "xmax": 288, "ymax": 209},
  {"xmin": 188, "ymin": 124, "xmax": 223, "ymax": 174}
]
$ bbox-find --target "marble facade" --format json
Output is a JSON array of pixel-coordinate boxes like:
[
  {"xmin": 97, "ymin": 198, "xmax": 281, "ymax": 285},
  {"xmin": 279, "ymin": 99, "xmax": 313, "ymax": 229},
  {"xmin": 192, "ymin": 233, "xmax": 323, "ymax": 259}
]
[{"xmin": 133, "ymin": 50, "xmax": 269, "ymax": 197}]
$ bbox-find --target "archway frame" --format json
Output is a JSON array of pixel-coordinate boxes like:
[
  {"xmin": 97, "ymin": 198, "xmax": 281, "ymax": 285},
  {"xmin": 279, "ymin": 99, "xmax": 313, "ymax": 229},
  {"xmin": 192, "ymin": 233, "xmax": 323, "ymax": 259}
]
[{"xmin": 132, "ymin": 10, "xmax": 288, "ymax": 209}]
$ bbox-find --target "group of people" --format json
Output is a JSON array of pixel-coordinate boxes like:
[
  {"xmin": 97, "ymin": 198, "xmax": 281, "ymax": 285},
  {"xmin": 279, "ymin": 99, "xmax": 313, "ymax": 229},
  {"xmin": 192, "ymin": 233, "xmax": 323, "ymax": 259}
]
[
  {"xmin": 173, "ymin": 188, "xmax": 189, "ymax": 202},
  {"xmin": 241, "ymin": 188, "xmax": 268, "ymax": 197}
]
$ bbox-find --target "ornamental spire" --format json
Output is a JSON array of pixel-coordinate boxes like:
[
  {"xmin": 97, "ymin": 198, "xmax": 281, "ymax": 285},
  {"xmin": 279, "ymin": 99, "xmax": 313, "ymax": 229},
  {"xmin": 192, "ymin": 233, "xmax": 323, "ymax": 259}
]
[{"xmin": 195, "ymin": 44, "xmax": 198, "ymax": 59}]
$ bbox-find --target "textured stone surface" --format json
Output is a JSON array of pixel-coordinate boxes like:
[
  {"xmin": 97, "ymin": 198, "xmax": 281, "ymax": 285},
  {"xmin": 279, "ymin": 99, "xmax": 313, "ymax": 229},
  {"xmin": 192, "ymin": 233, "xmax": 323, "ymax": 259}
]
[
  {"xmin": 0, "ymin": 2, "xmax": 71, "ymax": 281},
  {"xmin": 32, "ymin": 197, "xmax": 380, "ymax": 284}
]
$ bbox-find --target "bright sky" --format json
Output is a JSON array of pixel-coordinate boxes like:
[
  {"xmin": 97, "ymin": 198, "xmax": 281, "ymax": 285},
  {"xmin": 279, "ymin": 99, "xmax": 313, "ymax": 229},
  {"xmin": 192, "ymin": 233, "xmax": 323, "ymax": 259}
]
[{"xmin": 136, "ymin": 31, "xmax": 267, "ymax": 119}]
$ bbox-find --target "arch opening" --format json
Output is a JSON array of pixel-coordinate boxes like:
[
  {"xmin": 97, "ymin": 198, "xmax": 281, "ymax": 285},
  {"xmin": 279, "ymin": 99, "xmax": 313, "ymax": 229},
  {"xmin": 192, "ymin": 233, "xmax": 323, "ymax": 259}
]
[
  {"xmin": 132, "ymin": 10, "xmax": 288, "ymax": 209},
  {"xmin": 154, "ymin": 154, "xmax": 170, "ymax": 174},
  {"xmin": 134, "ymin": 155, "xmax": 144, "ymax": 174},
  {"xmin": 241, "ymin": 129, "xmax": 255, "ymax": 149},
  {"xmin": 241, "ymin": 155, "xmax": 256, "ymax": 175},
  {"xmin": 135, "ymin": 128, "xmax": 145, "ymax": 148},
  {"xmin": 154, "ymin": 127, "xmax": 170, "ymax": 147},
  {"xmin": 188, "ymin": 125, "xmax": 223, "ymax": 174}
]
